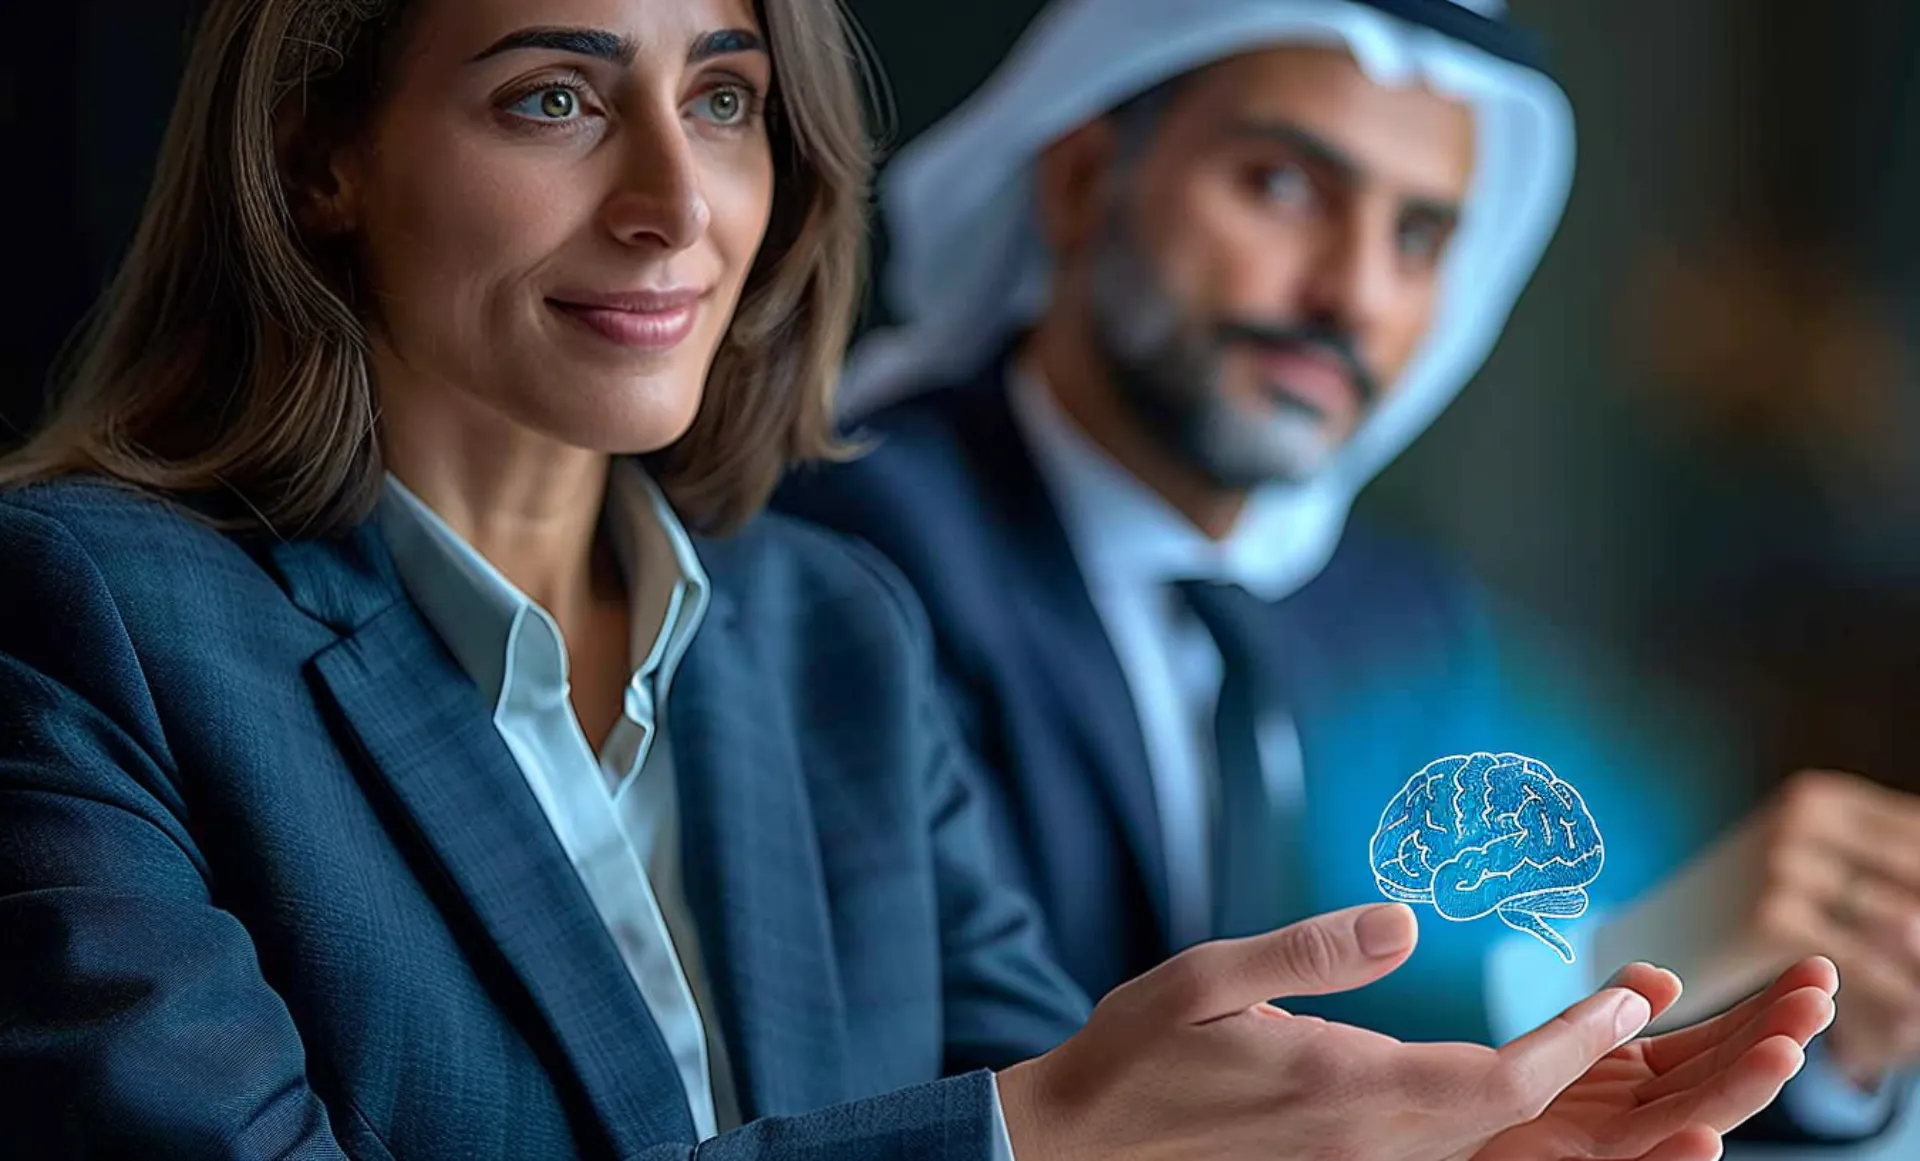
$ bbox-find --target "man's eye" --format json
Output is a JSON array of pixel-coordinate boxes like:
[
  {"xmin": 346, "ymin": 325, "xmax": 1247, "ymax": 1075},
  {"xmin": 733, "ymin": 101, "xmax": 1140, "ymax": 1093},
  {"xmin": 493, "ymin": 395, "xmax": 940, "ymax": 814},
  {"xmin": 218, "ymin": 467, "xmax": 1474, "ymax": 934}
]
[
  {"xmin": 1398, "ymin": 220, "xmax": 1449, "ymax": 262},
  {"xmin": 1259, "ymin": 162, "xmax": 1315, "ymax": 206},
  {"xmin": 506, "ymin": 85, "xmax": 586, "ymax": 121}
]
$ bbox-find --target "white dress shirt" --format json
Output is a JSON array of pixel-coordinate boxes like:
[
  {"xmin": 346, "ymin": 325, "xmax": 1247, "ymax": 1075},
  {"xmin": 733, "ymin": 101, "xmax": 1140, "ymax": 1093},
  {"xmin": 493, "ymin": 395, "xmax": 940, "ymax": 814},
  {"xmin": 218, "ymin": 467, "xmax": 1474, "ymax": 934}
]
[
  {"xmin": 1007, "ymin": 364, "xmax": 1319, "ymax": 949},
  {"xmin": 379, "ymin": 461, "xmax": 1020, "ymax": 1159},
  {"xmin": 379, "ymin": 462, "xmax": 739, "ymax": 1139}
]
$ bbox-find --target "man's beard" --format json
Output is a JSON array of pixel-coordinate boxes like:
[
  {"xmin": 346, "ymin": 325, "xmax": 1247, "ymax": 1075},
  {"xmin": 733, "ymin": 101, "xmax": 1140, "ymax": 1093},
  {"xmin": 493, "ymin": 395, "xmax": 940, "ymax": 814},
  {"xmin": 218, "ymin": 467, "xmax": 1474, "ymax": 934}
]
[{"xmin": 1085, "ymin": 220, "xmax": 1380, "ymax": 490}]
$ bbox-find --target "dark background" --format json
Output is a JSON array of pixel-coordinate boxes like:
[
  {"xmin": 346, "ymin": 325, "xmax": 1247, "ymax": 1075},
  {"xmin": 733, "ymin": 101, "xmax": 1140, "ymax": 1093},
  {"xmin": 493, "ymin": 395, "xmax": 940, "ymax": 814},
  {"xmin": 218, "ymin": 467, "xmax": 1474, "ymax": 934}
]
[{"xmin": 6, "ymin": 0, "xmax": 1919, "ymax": 798}]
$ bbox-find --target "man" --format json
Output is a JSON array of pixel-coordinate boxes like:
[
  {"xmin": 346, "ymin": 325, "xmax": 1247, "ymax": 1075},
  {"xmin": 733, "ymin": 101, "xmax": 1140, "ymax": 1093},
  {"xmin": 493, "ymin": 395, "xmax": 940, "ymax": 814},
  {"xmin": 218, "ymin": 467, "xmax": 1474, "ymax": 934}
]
[{"xmin": 778, "ymin": 0, "xmax": 1920, "ymax": 1146}]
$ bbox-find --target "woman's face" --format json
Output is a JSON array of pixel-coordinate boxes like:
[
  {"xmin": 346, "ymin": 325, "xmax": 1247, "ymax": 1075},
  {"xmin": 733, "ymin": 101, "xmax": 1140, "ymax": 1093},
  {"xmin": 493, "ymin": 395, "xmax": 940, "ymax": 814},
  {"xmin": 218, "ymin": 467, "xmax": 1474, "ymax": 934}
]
[{"xmin": 336, "ymin": 0, "xmax": 775, "ymax": 455}]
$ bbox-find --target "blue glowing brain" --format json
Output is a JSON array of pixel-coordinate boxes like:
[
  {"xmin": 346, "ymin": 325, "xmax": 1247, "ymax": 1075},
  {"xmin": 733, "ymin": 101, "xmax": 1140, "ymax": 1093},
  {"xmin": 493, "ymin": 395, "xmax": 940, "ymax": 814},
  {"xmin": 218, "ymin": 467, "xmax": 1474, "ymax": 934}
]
[{"xmin": 1368, "ymin": 752, "xmax": 1604, "ymax": 962}]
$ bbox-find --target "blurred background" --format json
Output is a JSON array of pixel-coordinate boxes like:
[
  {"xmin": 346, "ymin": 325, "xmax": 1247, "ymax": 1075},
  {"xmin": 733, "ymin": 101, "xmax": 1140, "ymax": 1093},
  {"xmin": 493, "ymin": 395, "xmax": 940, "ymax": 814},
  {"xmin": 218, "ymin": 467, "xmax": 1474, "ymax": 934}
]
[{"xmin": 5, "ymin": 0, "xmax": 1919, "ymax": 806}]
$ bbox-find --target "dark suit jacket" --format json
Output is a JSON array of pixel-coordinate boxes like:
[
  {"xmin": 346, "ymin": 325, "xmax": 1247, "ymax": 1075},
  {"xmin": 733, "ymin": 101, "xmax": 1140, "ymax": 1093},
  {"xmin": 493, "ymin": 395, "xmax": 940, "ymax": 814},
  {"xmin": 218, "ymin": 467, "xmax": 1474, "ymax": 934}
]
[
  {"xmin": 0, "ymin": 477, "xmax": 1089, "ymax": 1160},
  {"xmin": 775, "ymin": 358, "xmax": 1879, "ymax": 1144}
]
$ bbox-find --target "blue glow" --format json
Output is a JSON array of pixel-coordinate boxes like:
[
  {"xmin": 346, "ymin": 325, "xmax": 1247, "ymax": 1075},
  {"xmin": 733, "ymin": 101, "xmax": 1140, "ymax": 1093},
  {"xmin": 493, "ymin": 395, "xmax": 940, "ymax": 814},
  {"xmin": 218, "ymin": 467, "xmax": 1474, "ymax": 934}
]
[{"xmin": 1369, "ymin": 752, "xmax": 1605, "ymax": 962}]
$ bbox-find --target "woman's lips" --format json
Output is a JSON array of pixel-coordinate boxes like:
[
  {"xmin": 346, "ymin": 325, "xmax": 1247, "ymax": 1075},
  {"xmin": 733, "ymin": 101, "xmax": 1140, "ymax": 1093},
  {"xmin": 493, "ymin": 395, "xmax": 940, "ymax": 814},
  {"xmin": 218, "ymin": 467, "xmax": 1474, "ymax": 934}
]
[{"xmin": 547, "ymin": 288, "xmax": 706, "ymax": 352}]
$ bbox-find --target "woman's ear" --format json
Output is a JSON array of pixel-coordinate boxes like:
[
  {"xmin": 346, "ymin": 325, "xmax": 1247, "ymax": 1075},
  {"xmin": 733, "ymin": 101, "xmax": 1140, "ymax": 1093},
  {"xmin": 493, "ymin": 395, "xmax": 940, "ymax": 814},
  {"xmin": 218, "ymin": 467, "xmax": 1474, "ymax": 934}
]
[
  {"xmin": 1033, "ymin": 118, "xmax": 1122, "ymax": 262},
  {"xmin": 276, "ymin": 100, "xmax": 361, "ymax": 236}
]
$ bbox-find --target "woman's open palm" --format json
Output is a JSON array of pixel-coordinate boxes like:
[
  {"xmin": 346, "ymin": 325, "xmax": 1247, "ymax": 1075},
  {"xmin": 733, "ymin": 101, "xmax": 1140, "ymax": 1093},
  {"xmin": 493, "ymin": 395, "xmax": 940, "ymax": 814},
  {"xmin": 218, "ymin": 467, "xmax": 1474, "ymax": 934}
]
[{"xmin": 1471, "ymin": 958, "xmax": 1838, "ymax": 1161}]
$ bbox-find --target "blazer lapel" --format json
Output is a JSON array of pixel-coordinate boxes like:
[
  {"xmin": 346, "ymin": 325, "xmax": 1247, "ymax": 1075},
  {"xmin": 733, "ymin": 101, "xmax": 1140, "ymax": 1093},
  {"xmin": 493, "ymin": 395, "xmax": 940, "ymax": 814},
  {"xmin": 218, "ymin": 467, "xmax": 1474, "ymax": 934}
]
[
  {"xmin": 949, "ymin": 369, "xmax": 1173, "ymax": 942},
  {"xmin": 269, "ymin": 531, "xmax": 698, "ymax": 1157},
  {"xmin": 667, "ymin": 569, "xmax": 850, "ymax": 1122}
]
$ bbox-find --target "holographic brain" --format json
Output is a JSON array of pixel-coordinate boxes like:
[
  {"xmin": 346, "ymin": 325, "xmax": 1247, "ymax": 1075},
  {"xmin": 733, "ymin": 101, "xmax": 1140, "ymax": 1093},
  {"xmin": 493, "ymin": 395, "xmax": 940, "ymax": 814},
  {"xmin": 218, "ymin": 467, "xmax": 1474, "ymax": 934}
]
[{"xmin": 1369, "ymin": 752, "xmax": 1604, "ymax": 963}]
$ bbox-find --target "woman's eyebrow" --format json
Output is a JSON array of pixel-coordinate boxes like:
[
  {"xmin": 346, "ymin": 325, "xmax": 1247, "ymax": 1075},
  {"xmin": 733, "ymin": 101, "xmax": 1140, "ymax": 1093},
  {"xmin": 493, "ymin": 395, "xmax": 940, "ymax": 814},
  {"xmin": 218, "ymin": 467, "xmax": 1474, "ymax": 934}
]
[
  {"xmin": 469, "ymin": 27, "xmax": 637, "ymax": 67},
  {"xmin": 689, "ymin": 28, "xmax": 767, "ymax": 64},
  {"xmin": 468, "ymin": 26, "xmax": 768, "ymax": 67}
]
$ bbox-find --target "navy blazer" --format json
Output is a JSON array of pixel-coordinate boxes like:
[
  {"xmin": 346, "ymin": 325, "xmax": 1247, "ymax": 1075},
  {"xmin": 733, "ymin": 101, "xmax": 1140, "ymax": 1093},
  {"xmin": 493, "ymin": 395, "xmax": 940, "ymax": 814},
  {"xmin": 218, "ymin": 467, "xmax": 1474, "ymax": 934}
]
[{"xmin": 0, "ymin": 478, "xmax": 1089, "ymax": 1160}]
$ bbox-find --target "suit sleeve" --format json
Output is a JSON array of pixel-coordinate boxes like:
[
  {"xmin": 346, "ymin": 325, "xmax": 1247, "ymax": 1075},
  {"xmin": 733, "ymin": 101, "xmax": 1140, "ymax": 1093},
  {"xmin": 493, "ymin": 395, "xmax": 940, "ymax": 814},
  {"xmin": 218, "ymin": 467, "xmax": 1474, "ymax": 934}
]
[
  {"xmin": 0, "ymin": 502, "xmax": 352, "ymax": 1159},
  {"xmin": 920, "ymin": 675, "xmax": 1095, "ymax": 1074},
  {"xmin": 833, "ymin": 535, "xmax": 1093, "ymax": 1075},
  {"xmin": 635, "ymin": 1072, "xmax": 997, "ymax": 1161}
]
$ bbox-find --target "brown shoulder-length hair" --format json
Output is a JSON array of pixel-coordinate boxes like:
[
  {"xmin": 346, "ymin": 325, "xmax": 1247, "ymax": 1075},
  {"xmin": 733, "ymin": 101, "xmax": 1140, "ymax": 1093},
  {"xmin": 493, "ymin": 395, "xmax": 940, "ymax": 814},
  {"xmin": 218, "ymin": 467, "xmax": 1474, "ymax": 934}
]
[{"xmin": 0, "ymin": 0, "xmax": 872, "ymax": 536}]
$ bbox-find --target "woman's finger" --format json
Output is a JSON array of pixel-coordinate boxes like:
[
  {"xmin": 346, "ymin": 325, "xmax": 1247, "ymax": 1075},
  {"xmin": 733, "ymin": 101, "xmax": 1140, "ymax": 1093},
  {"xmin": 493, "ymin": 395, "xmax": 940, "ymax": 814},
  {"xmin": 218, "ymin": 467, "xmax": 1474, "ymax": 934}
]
[
  {"xmin": 1494, "ymin": 985, "xmax": 1658, "ymax": 1125},
  {"xmin": 1623, "ymin": 1124, "xmax": 1723, "ymax": 1161},
  {"xmin": 1628, "ymin": 1035, "xmax": 1806, "ymax": 1137},
  {"xmin": 1632, "ymin": 985, "xmax": 1832, "ymax": 1104},
  {"xmin": 1608, "ymin": 963, "xmax": 1684, "ymax": 1027},
  {"xmin": 1639, "ymin": 957, "xmax": 1836, "ymax": 1074}
]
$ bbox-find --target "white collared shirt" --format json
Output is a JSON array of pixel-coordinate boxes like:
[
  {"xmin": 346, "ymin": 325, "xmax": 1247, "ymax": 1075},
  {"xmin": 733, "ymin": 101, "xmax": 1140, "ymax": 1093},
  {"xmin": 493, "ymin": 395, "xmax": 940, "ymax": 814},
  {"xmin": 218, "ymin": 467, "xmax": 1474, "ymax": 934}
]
[
  {"xmin": 378, "ymin": 460, "xmax": 740, "ymax": 1140},
  {"xmin": 1007, "ymin": 365, "xmax": 1315, "ymax": 949}
]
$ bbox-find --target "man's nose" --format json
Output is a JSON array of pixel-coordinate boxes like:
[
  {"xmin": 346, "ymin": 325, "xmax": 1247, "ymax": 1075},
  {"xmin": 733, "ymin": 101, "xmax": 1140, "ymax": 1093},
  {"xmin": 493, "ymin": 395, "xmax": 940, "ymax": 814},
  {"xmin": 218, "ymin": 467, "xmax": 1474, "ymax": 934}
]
[{"xmin": 1296, "ymin": 201, "xmax": 1399, "ymax": 335}]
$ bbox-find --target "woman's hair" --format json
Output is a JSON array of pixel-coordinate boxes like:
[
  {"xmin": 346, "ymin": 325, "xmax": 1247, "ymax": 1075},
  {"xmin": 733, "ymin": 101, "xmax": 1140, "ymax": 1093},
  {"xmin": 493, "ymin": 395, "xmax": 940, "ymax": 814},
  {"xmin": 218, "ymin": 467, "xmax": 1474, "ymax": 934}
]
[{"xmin": 0, "ymin": 0, "xmax": 873, "ymax": 536}]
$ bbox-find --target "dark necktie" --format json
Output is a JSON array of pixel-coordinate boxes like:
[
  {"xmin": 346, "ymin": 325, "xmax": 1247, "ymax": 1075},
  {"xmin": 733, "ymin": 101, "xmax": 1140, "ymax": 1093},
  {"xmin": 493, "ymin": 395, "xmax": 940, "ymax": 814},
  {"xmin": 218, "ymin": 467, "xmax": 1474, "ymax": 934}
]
[{"xmin": 1176, "ymin": 579, "xmax": 1301, "ymax": 940}]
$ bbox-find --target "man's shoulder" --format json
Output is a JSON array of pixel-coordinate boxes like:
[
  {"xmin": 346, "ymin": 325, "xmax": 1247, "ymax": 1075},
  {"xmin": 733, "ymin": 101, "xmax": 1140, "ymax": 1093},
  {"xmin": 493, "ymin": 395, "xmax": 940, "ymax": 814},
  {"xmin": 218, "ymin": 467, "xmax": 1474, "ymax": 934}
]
[
  {"xmin": 787, "ymin": 377, "xmax": 1004, "ymax": 503},
  {"xmin": 699, "ymin": 508, "xmax": 935, "ymax": 660},
  {"xmin": 776, "ymin": 378, "xmax": 1018, "ymax": 569},
  {"xmin": 1293, "ymin": 518, "xmax": 1498, "ymax": 668},
  {"xmin": 1319, "ymin": 520, "xmax": 1484, "ymax": 607}
]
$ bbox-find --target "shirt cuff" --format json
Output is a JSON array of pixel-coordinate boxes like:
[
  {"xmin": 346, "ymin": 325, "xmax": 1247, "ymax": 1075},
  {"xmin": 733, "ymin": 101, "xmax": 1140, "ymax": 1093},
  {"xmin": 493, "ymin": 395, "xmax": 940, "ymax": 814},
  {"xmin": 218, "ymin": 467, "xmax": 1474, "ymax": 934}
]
[
  {"xmin": 989, "ymin": 1075, "xmax": 1019, "ymax": 1161},
  {"xmin": 1772, "ymin": 1035, "xmax": 1903, "ymax": 1140}
]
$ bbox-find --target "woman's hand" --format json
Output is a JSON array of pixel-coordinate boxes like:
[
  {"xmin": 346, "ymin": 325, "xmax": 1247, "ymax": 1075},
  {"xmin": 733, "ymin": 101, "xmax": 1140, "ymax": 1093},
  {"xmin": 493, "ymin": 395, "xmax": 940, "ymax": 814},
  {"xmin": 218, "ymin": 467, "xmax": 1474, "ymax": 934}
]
[
  {"xmin": 998, "ymin": 903, "xmax": 1831, "ymax": 1161},
  {"xmin": 1469, "ymin": 957, "xmax": 1837, "ymax": 1161}
]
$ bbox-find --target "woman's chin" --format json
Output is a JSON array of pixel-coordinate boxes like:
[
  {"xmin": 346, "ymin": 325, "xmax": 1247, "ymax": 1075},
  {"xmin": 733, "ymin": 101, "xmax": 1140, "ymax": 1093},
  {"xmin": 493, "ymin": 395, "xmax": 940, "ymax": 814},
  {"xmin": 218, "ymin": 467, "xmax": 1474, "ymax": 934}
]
[{"xmin": 525, "ymin": 393, "xmax": 706, "ymax": 458}]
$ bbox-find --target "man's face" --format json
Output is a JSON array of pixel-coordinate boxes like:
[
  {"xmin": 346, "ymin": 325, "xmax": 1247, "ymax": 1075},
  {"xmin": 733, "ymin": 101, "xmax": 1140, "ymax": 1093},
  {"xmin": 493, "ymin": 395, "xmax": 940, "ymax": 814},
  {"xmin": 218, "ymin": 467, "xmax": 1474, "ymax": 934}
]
[{"xmin": 1083, "ymin": 46, "xmax": 1476, "ymax": 488}]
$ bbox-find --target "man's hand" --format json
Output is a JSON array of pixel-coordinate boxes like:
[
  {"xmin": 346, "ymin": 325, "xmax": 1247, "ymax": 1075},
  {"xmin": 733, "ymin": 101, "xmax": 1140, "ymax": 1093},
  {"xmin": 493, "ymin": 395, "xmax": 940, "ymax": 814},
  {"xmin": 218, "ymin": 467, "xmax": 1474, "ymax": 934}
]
[
  {"xmin": 997, "ymin": 903, "xmax": 1833, "ymax": 1161},
  {"xmin": 1748, "ymin": 769, "xmax": 1920, "ymax": 1085}
]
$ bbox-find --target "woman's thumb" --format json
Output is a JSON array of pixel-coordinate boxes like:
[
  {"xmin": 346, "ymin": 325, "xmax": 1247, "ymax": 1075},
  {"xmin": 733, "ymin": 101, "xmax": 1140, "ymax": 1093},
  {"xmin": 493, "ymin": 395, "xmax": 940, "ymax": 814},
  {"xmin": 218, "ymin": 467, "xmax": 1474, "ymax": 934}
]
[{"xmin": 1141, "ymin": 904, "xmax": 1420, "ymax": 1023}]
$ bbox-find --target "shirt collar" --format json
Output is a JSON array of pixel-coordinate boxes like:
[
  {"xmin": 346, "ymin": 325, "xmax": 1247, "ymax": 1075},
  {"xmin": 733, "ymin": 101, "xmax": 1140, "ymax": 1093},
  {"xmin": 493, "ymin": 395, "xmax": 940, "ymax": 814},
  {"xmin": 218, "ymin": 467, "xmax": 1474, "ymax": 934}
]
[
  {"xmin": 377, "ymin": 459, "xmax": 709, "ymax": 714},
  {"xmin": 1007, "ymin": 361, "xmax": 1333, "ymax": 602},
  {"xmin": 604, "ymin": 458, "xmax": 710, "ymax": 694}
]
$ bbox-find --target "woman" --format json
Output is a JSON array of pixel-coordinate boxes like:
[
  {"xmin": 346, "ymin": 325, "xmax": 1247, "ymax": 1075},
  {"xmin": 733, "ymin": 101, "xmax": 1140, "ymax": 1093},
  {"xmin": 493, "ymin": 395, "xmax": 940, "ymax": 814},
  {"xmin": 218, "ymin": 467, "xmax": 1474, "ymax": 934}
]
[{"xmin": 0, "ymin": 0, "xmax": 1840, "ymax": 1158}]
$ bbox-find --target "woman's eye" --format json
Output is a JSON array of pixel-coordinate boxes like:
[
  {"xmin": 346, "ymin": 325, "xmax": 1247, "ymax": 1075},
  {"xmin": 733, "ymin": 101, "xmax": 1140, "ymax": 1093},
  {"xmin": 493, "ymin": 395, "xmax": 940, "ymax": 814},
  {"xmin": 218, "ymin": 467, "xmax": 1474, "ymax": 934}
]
[
  {"xmin": 506, "ymin": 86, "xmax": 584, "ymax": 121},
  {"xmin": 692, "ymin": 85, "xmax": 754, "ymax": 127}
]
